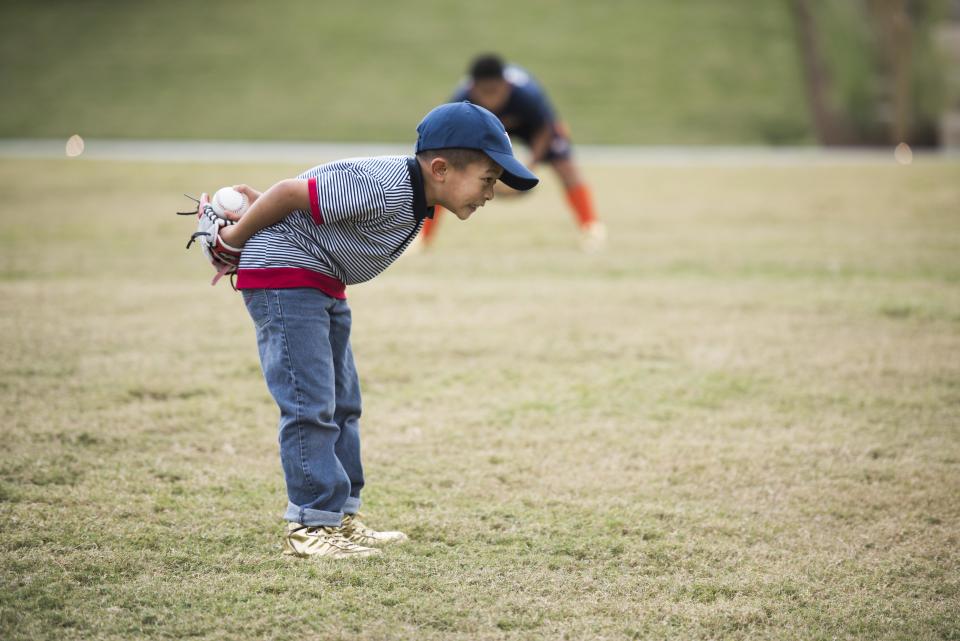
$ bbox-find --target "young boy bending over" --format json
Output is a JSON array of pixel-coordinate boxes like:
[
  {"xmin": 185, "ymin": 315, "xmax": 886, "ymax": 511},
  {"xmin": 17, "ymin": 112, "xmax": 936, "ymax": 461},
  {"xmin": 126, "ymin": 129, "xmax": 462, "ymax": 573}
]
[{"xmin": 215, "ymin": 102, "xmax": 538, "ymax": 558}]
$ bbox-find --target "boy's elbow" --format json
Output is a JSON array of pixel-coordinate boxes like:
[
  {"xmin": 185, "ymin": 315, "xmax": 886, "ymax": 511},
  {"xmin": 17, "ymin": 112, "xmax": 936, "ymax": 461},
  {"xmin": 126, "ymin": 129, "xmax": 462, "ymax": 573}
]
[{"xmin": 276, "ymin": 178, "xmax": 311, "ymax": 210}]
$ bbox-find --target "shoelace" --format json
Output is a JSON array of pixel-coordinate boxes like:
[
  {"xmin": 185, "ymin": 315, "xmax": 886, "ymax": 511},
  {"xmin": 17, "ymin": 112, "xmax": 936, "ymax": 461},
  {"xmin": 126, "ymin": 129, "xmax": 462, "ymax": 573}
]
[
  {"xmin": 342, "ymin": 515, "xmax": 377, "ymax": 537},
  {"xmin": 302, "ymin": 526, "xmax": 366, "ymax": 550}
]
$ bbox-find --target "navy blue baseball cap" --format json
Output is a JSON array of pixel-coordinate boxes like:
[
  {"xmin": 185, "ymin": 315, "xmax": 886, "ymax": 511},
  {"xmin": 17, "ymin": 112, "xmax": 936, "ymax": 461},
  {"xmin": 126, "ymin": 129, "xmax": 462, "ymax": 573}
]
[{"xmin": 415, "ymin": 101, "xmax": 539, "ymax": 191}]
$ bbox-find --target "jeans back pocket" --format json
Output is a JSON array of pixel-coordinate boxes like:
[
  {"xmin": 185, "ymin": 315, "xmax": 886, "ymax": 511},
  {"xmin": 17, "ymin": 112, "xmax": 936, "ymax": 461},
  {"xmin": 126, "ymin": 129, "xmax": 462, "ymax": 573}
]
[{"xmin": 242, "ymin": 289, "xmax": 272, "ymax": 331}]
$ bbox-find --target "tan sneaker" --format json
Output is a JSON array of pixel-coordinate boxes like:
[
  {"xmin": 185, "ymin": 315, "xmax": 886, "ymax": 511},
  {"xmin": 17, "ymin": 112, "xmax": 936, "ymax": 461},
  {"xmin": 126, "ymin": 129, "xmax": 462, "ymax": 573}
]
[
  {"xmin": 342, "ymin": 513, "xmax": 408, "ymax": 546},
  {"xmin": 283, "ymin": 522, "xmax": 381, "ymax": 559},
  {"xmin": 580, "ymin": 220, "xmax": 607, "ymax": 252}
]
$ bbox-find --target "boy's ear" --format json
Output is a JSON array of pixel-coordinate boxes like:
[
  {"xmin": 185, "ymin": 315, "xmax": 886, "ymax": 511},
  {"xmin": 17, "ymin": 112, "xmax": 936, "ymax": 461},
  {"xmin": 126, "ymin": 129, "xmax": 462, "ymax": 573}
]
[{"xmin": 429, "ymin": 157, "xmax": 448, "ymax": 181}]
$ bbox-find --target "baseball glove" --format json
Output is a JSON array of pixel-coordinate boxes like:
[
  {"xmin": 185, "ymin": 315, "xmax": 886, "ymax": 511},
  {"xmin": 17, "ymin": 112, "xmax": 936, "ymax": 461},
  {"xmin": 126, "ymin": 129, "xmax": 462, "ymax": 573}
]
[{"xmin": 177, "ymin": 193, "xmax": 242, "ymax": 286}]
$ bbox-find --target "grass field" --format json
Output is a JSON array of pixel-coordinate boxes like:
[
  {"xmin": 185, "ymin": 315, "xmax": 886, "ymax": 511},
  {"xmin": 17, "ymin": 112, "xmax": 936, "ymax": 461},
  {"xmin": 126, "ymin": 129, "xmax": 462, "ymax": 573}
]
[
  {"xmin": 1, "ymin": 156, "xmax": 959, "ymax": 640},
  {"xmin": 0, "ymin": 0, "xmax": 808, "ymax": 144}
]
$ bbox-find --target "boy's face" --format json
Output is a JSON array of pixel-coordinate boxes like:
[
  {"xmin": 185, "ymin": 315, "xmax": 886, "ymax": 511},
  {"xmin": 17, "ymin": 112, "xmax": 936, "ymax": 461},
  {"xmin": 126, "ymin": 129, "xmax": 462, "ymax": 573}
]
[
  {"xmin": 440, "ymin": 159, "xmax": 503, "ymax": 220},
  {"xmin": 469, "ymin": 78, "xmax": 511, "ymax": 113}
]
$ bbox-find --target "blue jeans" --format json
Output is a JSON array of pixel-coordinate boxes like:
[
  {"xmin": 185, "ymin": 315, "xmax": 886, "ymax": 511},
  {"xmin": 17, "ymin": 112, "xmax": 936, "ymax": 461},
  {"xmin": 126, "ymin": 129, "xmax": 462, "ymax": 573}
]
[{"xmin": 243, "ymin": 288, "xmax": 364, "ymax": 526}]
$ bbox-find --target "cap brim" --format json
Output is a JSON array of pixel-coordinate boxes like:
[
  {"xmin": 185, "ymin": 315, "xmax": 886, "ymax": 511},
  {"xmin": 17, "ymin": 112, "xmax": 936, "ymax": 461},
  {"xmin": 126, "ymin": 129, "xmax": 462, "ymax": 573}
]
[{"xmin": 484, "ymin": 149, "xmax": 539, "ymax": 191}]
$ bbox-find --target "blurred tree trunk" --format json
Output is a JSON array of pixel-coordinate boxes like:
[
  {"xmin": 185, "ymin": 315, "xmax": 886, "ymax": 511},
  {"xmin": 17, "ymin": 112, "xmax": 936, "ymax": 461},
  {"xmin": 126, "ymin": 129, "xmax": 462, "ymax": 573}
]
[
  {"xmin": 867, "ymin": 0, "xmax": 914, "ymax": 143},
  {"xmin": 788, "ymin": 0, "xmax": 853, "ymax": 144}
]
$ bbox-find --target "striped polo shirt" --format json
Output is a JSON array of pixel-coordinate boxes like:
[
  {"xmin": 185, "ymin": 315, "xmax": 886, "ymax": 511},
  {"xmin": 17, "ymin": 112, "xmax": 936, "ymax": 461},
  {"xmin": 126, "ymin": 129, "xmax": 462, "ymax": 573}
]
[{"xmin": 236, "ymin": 156, "xmax": 433, "ymax": 298}]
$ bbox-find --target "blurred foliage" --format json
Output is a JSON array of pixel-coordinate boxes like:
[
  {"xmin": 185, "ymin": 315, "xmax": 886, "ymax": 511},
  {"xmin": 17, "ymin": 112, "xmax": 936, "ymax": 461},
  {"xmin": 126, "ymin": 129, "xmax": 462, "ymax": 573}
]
[
  {"xmin": 0, "ymin": 0, "xmax": 810, "ymax": 144},
  {"xmin": 813, "ymin": 0, "xmax": 946, "ymax": 144},
  {"xmin": 0, "ymin": 0, "xmax": 949, "ymax": 145}
]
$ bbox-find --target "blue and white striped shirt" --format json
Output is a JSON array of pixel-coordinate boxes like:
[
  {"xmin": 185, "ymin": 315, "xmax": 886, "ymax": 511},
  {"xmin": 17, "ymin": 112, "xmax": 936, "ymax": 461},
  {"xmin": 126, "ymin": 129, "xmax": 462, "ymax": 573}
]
[{"xmin": 236, "ymin": 156, "xmax": 433, "ymax": 298}]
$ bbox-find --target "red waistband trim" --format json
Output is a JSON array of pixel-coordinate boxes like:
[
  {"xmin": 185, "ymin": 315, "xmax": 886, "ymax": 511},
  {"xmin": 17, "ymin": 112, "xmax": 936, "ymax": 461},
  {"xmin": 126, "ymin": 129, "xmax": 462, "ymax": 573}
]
[{"xmin": 236, "ymin": 267, "xmax": 346, "ymax": 299}]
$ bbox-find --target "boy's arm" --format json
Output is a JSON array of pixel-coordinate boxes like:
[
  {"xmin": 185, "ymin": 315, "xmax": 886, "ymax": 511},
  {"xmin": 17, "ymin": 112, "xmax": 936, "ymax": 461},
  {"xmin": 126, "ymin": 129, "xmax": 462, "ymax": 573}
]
[
  {"xmin": 527, "ymin": 124, "xmax": 553, "ymax": 165},
  {"xmin": 219, "ymin": 179, "xmax": 309, "ymax": 248},
  {"xmin": 492, "ymin": 124, "xmax": 550, "ymax": 199}
]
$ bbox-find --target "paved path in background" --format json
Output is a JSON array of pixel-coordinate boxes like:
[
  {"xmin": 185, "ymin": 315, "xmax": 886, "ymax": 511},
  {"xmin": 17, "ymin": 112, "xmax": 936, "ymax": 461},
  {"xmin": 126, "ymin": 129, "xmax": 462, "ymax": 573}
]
[{"xmin": 1, "ymin": 138, "xmax": 956, "ymax": 166}]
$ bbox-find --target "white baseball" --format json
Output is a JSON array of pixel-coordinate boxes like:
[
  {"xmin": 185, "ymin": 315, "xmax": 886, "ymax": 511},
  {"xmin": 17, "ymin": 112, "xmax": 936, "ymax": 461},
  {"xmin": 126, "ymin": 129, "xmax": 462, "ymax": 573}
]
[{"xmin": 211, "ymin": 187, "xmax": 249, "ymax": 218}]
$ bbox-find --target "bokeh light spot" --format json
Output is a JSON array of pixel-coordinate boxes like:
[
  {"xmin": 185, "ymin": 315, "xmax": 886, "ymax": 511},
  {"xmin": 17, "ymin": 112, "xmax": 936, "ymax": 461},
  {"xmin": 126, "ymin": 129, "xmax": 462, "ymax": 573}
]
[
  {"xmin": 65, "ymin": 134, "xmax": 85, "ymax": 157},
  {"xmin": 894, "ymin": 142, "xmax": 912, "ymax": 166}
]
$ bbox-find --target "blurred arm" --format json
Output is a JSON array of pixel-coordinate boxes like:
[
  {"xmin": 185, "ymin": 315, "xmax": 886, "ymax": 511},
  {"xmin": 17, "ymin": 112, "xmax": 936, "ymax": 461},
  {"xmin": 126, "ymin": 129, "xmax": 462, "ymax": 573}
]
[
  {"xmin": 492, "ymin": 124, "xmax": 553, "ymax": 198},
  {"xmin": 528, "ymin": 124, "xmax": 553, "ymax": 165}
]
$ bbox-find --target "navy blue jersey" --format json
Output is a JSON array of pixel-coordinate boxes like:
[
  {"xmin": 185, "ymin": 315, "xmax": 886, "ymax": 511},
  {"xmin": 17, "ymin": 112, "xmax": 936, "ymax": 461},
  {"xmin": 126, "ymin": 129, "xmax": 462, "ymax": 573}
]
[{"xmin": 451, "ymin": 65, "xmax": 558, "ymax": 146}]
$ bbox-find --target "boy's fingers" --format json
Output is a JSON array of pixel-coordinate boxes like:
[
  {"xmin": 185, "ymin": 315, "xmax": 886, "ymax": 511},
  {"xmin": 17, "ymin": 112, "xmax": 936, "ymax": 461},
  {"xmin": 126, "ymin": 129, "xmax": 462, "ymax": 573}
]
[{"xmin": 233, "ymin": 184, "xmax": 260, "ymax": 203}]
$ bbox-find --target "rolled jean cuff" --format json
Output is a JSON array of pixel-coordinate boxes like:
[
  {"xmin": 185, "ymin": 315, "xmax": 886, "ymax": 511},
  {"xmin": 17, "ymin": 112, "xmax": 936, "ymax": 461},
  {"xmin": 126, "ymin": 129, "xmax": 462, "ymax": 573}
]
[
  {"xmin": 342, "ymin": 496, "xmax": 362, "ymax": 515},
  {"xmin": 284, "ymin": 502, "xmax": 342, "ymax": 527}
]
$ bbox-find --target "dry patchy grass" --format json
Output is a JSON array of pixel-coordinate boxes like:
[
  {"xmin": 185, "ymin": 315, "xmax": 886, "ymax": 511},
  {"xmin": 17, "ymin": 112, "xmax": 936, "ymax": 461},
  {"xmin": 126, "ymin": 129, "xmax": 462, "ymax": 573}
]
[{"xmin": 1, "ymin": 157, "xmax": 958, "ymax": 640}]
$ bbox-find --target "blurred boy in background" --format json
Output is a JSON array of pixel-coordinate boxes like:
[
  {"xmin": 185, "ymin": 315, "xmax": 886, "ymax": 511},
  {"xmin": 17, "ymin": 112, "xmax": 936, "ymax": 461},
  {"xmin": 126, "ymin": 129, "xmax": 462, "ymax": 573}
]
[{"xmin": 418, "ymin": 53, "xmax": 605, "ymax": 252}]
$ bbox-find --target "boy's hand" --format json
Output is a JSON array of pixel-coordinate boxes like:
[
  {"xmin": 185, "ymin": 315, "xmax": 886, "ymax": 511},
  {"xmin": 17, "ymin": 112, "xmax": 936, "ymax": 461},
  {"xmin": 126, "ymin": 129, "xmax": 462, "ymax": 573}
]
[
  {"xmin": 180, "ymin": 192, "xmax": 242, "ymax": 286},
  {"xmin": 203, "ymin": 184, "xmax": 262, "ymax": 247},
  {"xmin": 230, "ymin": 184, "xmax": 262, "ymax": 216}
]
